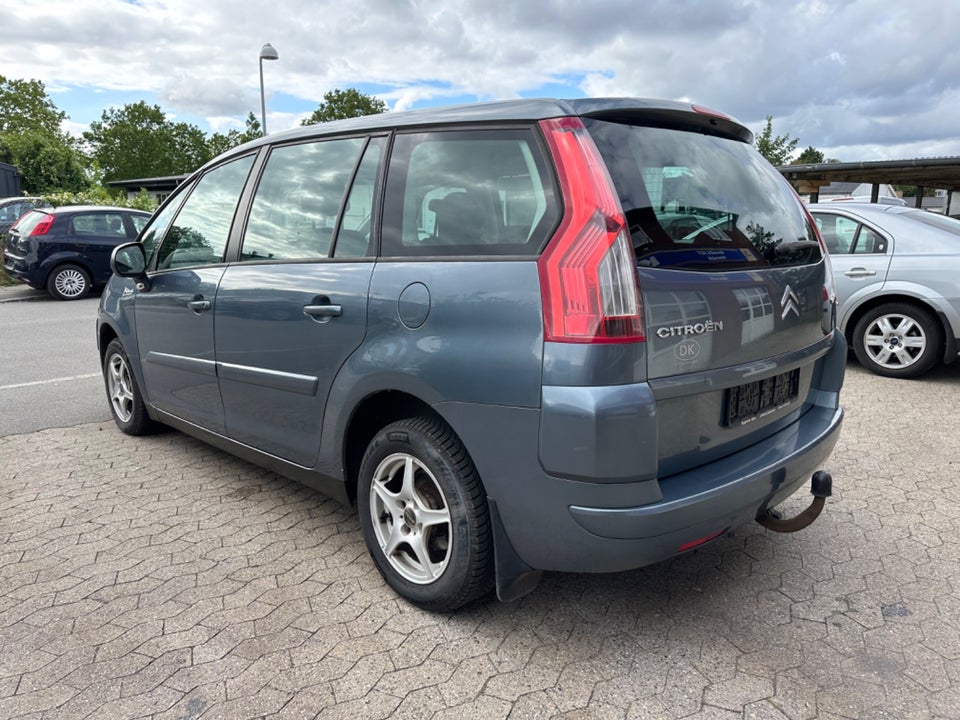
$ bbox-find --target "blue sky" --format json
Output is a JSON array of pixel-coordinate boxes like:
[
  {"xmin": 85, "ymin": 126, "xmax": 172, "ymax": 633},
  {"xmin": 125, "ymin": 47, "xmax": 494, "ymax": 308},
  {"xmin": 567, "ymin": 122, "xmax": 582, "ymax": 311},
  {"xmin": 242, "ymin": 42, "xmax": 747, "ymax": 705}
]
[{"xmin": 3, "ymin": 0, "xmax": 960, "ymax": 162}]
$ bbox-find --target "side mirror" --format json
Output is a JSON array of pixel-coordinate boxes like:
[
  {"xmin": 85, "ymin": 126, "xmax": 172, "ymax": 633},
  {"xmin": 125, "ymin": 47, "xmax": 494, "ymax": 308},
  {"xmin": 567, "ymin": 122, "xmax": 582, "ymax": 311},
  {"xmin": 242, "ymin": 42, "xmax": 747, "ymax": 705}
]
[{"xmin": 110, "ymin": 242, "xmax": 150, "ymax": 290}]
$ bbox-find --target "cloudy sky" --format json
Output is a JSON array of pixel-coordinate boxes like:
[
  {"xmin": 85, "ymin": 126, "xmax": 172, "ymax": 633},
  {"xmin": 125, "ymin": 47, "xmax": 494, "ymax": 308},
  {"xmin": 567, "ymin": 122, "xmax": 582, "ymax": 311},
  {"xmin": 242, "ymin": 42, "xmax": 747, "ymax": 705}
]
[{"xmin": 2, "ymin": 0, "xmax": 958, "ymax": 162}]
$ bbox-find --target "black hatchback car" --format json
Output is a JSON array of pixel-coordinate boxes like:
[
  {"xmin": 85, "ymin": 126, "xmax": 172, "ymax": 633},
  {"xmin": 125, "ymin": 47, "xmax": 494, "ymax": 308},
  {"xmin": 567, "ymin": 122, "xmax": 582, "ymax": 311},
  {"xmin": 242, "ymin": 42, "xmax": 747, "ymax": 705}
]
[{"xmin": 4, "ymin": 205, "xmax": 151, "ymax": 300}]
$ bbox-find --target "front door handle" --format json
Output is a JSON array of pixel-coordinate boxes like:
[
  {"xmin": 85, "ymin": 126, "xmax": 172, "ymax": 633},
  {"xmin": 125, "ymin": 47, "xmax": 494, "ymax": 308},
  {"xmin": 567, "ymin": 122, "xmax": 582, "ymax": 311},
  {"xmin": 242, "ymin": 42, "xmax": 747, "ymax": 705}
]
[{"xmin": 843, "ymin": 268, "xmax": 877, "ymax": 278}]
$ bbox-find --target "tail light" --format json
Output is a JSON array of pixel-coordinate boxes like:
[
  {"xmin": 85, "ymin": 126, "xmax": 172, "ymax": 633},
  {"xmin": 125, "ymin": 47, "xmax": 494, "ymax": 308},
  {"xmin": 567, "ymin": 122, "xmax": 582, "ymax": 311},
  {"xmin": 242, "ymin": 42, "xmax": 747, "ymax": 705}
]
[
  {"xmin": 537, "ymin": 117, "xmax": 644, "ymax": 343},
  {"xmin": 28, "ymin": 214, "xmax": 55, "ymax": 237}
]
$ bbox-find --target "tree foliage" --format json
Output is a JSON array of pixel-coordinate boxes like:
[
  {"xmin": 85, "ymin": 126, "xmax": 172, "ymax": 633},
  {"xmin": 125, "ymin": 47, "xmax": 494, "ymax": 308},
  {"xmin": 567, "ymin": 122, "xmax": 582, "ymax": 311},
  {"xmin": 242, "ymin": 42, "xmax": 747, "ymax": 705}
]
[
  {"xmin": 755, "ymin": 116, "xmax": 799, "ymax": 166},
  {"xmin": 792, "ymin": 146, "xmax": 825, "ymax": 165},
  {"xmin": 0, "ymin": 75, "xmax": 66, "ymax": 136},
  {"xmin": 0, "ymin": 76, "xmax": 87, "ymax": 193},
  {"xmin": 83, "ymin": 101, "xmax": 213, "ymax": 183},
  {"xmin": 301, "ymin": 88, "xmax": 387, "ymax": 126}
]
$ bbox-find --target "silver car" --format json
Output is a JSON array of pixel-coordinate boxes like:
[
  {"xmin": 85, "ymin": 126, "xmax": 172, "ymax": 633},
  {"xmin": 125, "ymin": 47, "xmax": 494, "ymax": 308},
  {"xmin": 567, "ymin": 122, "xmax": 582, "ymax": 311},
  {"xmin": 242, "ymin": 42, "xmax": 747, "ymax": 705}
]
[{"xmin": 810, "ymin": 203, "xmax": 960, "ymax": 378}]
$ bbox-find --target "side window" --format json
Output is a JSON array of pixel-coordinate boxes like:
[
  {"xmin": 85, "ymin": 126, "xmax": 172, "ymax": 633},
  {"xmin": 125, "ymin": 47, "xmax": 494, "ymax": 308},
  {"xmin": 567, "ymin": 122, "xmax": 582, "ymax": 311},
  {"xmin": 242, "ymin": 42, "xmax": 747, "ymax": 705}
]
[
  {"xmin": 129, "ymin": 214, "xmax": 149, "ymax": 236},
  {"xmin": 382, "ymin": 129, "xmax": 557, "ymax": 257},
  {"xmin": 333, "ymin": 137, "xmax": 385, "ymax": 258},
  {"xmin": 241, "ymin": 137, "xmax": 365, "ymax": 262},
  {"xmin": 71, "ymin": 212, "xmax": 127, "ymax": 237},
  {"xmin": 852, "ymin": 226, "xmax": 886, "ymax": 254},
  {"xmin": 141, "ymin": 181, "xmax": 196, "ymax": 266},
  {"xmin": 156, "ymin": 155, "xmax": 254, "ymax": 270},
  {"xmin": 814, "ymin": 214, "xmax": 856, "ymax": 254}
]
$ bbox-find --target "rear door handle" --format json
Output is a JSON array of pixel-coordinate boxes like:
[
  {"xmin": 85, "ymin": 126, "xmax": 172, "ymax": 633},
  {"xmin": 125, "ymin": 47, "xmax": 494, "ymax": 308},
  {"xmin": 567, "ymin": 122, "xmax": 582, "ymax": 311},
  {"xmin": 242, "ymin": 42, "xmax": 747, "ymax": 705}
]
[
  {"xmin": 186, "ymin": 294, "xmax": 211, "ymax": 313},
  {"xmin": 843, "ymin": 268, "xmax": 876, "ymax": 278},
  {"xmin": 304, "ymin": 302, "xmax": 343, "ymax": 322}
]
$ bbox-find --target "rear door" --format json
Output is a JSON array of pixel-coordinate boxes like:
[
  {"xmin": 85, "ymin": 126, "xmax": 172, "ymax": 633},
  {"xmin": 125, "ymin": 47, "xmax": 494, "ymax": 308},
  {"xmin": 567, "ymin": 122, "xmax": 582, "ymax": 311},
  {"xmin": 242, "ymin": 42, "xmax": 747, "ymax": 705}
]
[
  {"xmin": 214, "ymin": 136, "xmax": 383, "ymax": 467},
  {"xmin": 586, "ymin": 118, "xmax": 833, "ymax": 475},
  {"xmin": 811, "ymin": 210, "xmax": 892, "ymax": 323},
  {"xmin": 67, "ymin": 211, "xmax": 133, "ymax": 284}
]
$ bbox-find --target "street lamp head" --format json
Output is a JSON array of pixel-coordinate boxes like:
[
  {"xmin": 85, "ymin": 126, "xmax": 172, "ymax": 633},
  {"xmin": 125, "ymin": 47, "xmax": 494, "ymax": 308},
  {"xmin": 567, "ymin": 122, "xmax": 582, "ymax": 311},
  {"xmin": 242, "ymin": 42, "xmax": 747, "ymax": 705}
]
[{"xmin": 260, "ymin": 43, "xmax": 279, "ymax": 61}]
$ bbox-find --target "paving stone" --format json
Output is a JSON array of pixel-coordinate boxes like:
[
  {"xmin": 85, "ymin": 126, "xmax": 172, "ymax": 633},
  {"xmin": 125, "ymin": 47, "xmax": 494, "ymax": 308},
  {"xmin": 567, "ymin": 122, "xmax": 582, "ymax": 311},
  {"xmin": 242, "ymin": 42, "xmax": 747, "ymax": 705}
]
[{"xmin": 2, "ymin": 365, "xmax": 960, "ymax": 718}]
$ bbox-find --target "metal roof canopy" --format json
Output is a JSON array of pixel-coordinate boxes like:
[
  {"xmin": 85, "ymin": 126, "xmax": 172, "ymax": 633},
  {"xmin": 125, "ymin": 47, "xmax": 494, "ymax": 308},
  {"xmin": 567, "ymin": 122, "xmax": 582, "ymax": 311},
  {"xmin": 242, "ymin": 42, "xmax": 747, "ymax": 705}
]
[{"xmin": 778, "ymin": 156, "xmax": 960, "ymax": 198}]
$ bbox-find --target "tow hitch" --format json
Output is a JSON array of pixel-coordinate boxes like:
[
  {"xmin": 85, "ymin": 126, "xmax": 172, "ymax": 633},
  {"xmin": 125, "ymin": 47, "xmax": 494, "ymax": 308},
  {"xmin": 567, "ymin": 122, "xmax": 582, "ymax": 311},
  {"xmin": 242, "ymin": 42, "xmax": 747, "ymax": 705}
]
[{"xmin": 757, "ymin": 470, "xmax": 833, "ymax": 533}]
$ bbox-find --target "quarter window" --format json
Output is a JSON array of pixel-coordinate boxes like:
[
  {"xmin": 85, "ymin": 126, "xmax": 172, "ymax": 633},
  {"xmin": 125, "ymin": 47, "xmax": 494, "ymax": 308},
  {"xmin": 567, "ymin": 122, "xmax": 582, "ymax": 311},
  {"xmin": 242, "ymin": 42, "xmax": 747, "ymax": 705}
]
[
  {"xmin": 812, "ymin": 213, "xmax": 887, "ymax": 254},
  {"xmin": 241, "ymin": 137, "xmax": 366, "ymax": 262},
  {"xmin": 155, "ymin": 155, "xmax": 254, "ymax": 270},
  {"xmin": 382, "ymin": 129, "xmax": 558, "ymax": 257}
]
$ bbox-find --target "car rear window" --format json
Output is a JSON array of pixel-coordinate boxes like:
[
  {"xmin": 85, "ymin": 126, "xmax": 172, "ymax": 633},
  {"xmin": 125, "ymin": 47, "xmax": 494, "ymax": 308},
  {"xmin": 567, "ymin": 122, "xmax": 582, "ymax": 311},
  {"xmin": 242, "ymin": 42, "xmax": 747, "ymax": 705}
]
[
  {"xmin": 585, "ymin": 119, "xmax": 822, "ymax": 270},
  {"xmin": 902, "ymin": 209, "xmax": 960, "ymax": 237}
]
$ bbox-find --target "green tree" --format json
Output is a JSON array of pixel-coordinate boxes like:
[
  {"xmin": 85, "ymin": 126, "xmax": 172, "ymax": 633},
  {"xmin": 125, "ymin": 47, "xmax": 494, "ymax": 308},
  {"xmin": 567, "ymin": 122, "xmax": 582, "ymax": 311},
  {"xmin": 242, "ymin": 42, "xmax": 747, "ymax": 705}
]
[
  {"xmin": 0, "ymin": 75, "xmax": 88, "ymax": 193},
  {"xmin": 755, "ymin": 116, "xmax": 799, "ymax": 166},
  {"xmin": 83, "ymin": 101, "xmax": 210, "ymax": 183},
  {"xmin": 0, "ymin": 131, "xmax": 86, "ymax": 194},
  {"xmin": 301, "ymin": 88, "xmax": 387, "ymax": 126},
  {"xmin": 792, "ymin": 146, "xmax": 825, "ymax": 165},
  {"xmin": 0, "ymin": 76, "xmax": 66, "ymax": 136}
]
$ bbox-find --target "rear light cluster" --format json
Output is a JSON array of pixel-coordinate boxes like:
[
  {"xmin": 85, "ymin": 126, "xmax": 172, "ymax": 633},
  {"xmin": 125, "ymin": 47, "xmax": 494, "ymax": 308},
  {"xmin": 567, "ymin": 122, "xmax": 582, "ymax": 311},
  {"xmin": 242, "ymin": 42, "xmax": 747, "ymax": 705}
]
[
  {"xmin": 538, "ymin": 117, "xmax": 645, "ymax": 344},
  {"xmin": 28, "ymin": 214, "xmax": 54, "ymax": 237},
  {"xmin": 798, "ymin": 200, "xmax": 837, "ymax": 305}
]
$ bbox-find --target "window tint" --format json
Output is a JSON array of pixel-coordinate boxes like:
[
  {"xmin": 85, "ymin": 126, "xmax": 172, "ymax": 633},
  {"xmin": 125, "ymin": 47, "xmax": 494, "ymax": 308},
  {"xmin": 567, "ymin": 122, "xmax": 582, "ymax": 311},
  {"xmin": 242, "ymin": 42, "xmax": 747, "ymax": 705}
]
[
  {"xmin": 156, "ymin": 155, "xmax": 254, "ymax": 270},
  {"xmin": 241, "ymin": 137, "xmax": 366, "ymax": 262},
  {"xmin": 382, "ymin": 129, "xmax": 557, "ymax": 257},
  {"xmin": 332, "ymin": 138, "xmax": 385, "ymax": 258},
  {"xmin": 72, "ymin": 213, "xmax": 127, "ymax": 237},
  {"xmin": 587, "ymin": 120, "xmax": 822, "ymax": 269}
]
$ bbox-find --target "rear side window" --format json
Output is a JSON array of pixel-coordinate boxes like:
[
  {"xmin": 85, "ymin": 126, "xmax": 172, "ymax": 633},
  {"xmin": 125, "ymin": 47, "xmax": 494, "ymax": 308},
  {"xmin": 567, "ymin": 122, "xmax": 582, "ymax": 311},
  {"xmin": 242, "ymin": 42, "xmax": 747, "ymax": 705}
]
[
  {"xmin": 586, "ymin": 119, "xmax": 822, "ymax": 270},
  {"xmin": 381, "ymin": 128, "xmax": 558, "ymax": 257},
  {"xmin": 241, "ymin": 136, "xmax": 366, "ymax": 261},
  {"xmin": 813, "ymin": 213, "xmax": 887, "ymax": 254},
  {"xmin": 156, "ymin": 155, "xmax": 255, "ymax": 270},
  {"xmin": 71, "ymin": 213, "xmax": 127, "ymax": 237}
]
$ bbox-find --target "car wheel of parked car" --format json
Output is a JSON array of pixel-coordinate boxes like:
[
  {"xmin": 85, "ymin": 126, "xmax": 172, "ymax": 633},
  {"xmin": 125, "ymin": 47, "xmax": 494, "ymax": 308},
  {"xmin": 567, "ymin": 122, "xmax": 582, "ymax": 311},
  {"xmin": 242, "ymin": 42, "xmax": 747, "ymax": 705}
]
[
  {"xmin": 852, "ymin": 302, "xmax": 943, "ymax": 378},
  {"xmin": 358, "ymin": 417, "xmax": 493, "ymax": 611},
  {"xmin": 103, "ymin": 339, "xmax": 157, "ymax": 435},
  {"xmin": 47, "ymin": 264, "xmax": 91, "ymax": 300}
]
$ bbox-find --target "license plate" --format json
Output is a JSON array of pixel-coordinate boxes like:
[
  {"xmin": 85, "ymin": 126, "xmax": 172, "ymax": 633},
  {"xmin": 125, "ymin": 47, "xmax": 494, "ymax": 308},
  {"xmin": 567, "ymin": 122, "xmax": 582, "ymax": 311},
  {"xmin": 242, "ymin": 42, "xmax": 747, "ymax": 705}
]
[{"xmin": 724, "ymin": 368, "xmax": 800, "ymax": 427}]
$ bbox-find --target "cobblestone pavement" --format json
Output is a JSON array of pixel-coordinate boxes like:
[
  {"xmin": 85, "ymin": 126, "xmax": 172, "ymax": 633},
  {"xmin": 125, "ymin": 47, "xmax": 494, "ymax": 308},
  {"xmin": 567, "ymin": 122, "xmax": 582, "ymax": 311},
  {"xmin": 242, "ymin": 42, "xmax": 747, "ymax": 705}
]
[{"xmin": 1, "ymin": 363, "xmax": 959, "ymax": 719}]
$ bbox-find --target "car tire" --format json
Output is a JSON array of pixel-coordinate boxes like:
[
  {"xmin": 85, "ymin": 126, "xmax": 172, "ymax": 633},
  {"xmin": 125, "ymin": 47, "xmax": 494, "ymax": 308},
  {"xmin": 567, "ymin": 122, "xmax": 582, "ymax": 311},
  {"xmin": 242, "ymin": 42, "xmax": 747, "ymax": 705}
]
[
  {"xmin": 852, "ymin": 302, "xmax": 943, "ymax": 378},
  {"xmin": 357, "ymin": 416, "xmax": 493, "ymax": 611},
  {"xmin": 46, "ymin": 263, "xmax": 91, "ymax": 301},
  {"xmin": 103, "ymin": 339, "xmax": 158, "ymax": 435}
]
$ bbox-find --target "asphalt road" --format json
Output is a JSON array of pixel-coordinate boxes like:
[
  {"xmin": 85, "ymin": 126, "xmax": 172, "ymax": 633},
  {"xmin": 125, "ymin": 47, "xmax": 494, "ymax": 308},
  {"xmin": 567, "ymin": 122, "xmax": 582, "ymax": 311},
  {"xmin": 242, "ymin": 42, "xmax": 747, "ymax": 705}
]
[{"xmin": 0, "ymin": 292, "xmax": 110, "ymax": 436}]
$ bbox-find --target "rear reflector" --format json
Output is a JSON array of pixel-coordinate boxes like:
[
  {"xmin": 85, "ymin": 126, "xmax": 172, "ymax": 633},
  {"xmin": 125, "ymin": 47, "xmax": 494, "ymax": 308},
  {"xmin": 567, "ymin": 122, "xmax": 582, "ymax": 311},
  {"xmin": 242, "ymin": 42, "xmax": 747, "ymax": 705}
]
[
  {"xmin": 677, "ymin": 527, "xmax": 728, "ymax": 553},
  {"xmin": 537, "ymin": 117, "xmax": 644, "ymax": 344}
]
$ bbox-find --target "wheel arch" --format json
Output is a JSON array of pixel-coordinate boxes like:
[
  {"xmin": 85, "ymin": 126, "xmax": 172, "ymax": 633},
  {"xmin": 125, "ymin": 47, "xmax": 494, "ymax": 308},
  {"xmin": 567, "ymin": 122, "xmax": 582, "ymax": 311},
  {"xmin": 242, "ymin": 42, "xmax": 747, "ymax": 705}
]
[
  {"xmin": 843, "ymin": 292, "xmax": 949, "ymax": 357},
  {"xmin": 342, "ymin": 390, "xmax": 449, "ymax": 505}
]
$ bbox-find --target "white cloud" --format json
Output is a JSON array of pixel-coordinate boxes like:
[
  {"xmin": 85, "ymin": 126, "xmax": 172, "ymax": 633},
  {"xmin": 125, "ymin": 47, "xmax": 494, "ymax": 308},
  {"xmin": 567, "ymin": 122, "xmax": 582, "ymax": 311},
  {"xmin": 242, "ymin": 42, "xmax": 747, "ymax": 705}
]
[{"xmin": 1, "ymin": 0, "xmax": 958, "ymax": 161}]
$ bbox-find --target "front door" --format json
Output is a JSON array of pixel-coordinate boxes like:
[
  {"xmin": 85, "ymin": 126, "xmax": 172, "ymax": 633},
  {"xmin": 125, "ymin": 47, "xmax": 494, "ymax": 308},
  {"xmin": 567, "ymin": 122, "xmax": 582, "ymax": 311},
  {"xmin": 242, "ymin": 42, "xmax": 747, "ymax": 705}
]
[{"xmin": 134, "ymin": 154, "xmax": 256, "ymax": 433}]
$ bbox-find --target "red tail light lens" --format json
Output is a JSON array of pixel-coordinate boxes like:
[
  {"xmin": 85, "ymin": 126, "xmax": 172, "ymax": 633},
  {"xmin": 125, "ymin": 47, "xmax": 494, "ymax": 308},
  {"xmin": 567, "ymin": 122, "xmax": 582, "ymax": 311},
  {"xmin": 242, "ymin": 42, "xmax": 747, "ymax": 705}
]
[
  {"xmin": 538, "ymin": 117, "xmax": 644, "ymax": 343},
  {"xmin": 29, "ymin": 214, "xmax": 55, "ymax": 237}
]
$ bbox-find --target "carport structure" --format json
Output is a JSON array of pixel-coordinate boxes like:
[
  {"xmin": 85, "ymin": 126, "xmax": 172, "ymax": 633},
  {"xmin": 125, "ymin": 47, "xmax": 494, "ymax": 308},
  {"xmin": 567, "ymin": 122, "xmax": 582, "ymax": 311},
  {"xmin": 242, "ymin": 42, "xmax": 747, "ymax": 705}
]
[{"xmin": 778, "ymin": 156, "xmax": 960, "ymax": 212}]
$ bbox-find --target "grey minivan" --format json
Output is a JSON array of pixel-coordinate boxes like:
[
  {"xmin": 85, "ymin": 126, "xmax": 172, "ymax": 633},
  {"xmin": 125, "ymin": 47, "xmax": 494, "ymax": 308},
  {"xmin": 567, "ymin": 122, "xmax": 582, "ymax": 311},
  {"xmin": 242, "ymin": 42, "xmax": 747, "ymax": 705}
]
[{"xmin": 98, "ymin": 98, "xmax": 845, "ymax": 610}]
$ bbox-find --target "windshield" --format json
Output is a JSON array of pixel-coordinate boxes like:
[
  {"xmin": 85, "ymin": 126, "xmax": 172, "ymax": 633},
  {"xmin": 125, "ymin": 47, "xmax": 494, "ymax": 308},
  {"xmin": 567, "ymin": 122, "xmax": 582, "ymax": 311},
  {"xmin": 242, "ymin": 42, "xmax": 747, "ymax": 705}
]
[
  {"xmin": 585, "ymin": 119, "xmax": 821, "ymax": 270},
  {"xmin": 902, "ymin": 209, "xmax": 960, "ymax": 237}
]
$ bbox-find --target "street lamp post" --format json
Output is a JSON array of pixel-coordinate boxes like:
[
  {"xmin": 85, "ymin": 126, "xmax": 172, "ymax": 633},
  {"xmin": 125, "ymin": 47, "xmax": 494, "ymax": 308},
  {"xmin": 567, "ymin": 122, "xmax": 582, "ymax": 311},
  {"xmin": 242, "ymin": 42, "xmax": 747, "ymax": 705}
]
[{"xmin": 258, "ymin": 42, "xmax": 279, "ymax": 136}]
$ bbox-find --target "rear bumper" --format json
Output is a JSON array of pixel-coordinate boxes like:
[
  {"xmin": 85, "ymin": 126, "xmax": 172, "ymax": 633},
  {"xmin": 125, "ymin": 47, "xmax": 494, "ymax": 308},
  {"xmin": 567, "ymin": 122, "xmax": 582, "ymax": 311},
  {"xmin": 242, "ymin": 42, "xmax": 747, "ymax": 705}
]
[
  {"xmin": 569, "ymin": 404, "xmax": 842, "ymax": 541},
  {"xmin": 437, "ymin": 333, "xmax": 846, "ymax": 575}
]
